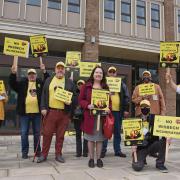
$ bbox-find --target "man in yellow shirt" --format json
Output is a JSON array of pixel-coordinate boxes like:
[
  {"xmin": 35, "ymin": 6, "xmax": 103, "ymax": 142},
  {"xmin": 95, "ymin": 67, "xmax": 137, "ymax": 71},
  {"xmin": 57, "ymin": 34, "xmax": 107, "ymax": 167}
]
[
  {"xmin": 101, "ymin": 66, "xmax": 130, "ymax": 158},
  {"xmin": 37, "ymin": 61, "xmax": 75, "ymax": 163},
  {"xmin": 9, "ymin": 61, "xmax": 49, "ymax": 159}
]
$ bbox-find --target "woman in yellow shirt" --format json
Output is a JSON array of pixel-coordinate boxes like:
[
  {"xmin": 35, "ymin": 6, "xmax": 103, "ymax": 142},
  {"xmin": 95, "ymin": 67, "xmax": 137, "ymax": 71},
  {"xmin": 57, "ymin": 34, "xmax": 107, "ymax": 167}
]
[{"xmin": 0, "ymin": 92, "xmax": 8, "ymax": 127}]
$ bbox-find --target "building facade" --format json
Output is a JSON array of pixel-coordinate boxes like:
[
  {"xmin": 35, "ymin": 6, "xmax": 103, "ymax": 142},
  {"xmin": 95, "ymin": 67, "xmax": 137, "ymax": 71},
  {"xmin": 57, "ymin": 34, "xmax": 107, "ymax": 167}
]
[{"xmin": 0, "ymin": 0, "xmax": 179, "ymax": 133}]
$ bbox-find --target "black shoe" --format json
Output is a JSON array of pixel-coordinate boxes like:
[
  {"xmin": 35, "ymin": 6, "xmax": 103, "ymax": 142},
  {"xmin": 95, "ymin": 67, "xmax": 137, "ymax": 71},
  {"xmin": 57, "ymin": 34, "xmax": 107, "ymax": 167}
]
[
  {"xmin": 156, "ymin": 165, "xmax": 168, "ymax": 173},
  {"xmin": 83, "ymin": 153, "xmax": 88, "ymax": 157},
  {"xmin": 22, "ymin": 154, "xmax": 28, "ymax": 159},
  {"xmin": 37, "ymin": 155, "xmax": 47, "ymax": 163},
  {"xmin": 76, "ymin": 154, "xmax": 82, "ymax": 157},
  {"xmin": 35, "ymin": 151, "xmax": 41, "ymax": 158},
  {"xmin": 88, "ymin": 159, "xmax": 95, "ymax": 168},
  {"xmin": 100, "ymin": 152, "xmax": 106, "ymax": 158},
  {"xmin": 144, "ymin": 159, "xmax": 147, "ymax": 165},
  {"xmin": 97, "ymin": 159, "xmax": 103, "ymax": 168},
  {"xmin": 115, "ymin": 152, "xmax": 126, "ymax": 158},
  {"xmin": 55, "ymin": 155, "xmax": 65, "ymax": 163}
]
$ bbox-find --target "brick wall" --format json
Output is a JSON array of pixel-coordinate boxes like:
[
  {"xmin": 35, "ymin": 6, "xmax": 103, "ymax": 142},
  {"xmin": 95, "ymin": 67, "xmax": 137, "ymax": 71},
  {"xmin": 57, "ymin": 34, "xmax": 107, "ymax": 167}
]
[{"xmin": 82, "ymin": 0, "xmax": 99, "ymax": 61}]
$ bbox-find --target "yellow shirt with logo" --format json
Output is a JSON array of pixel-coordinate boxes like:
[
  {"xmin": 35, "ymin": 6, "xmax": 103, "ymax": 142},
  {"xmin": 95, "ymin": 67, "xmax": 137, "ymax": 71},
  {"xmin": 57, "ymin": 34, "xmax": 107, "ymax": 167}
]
[
  {"xmin": 49, "ymin": 76, "xmax": 65, "ymax": 109},
  {"xmin": 25, "ymin": 82, "xmax": 39, "ymax": 113},
  {"xmin": 111, "ymin": 92, "xmax": 120, "ymax": 111}
]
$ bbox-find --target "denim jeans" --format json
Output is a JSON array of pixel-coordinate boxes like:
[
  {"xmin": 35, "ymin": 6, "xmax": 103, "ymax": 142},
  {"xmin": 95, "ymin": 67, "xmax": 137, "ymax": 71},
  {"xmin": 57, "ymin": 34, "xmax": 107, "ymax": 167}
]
[
  {"xmin": 20, "ymin": 114, "xmax": 41, "ymax": 155},
  {"xmin": 102, "ymin": 111, "xmax": 122, "ymax": 154}
]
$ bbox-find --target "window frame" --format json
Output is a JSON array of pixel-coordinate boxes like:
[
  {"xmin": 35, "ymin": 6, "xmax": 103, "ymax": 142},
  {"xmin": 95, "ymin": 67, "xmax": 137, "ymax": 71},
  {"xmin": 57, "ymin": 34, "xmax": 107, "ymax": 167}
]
[
  {"xmin": 68, "ymin": 0, "xmax": 80, "ymax": 14},
  {"xmin": 104, "ymin": 0, "xmax": 115, "ymax": 20},
  {"xmin": 121, "ymin": 0, "xmax": 131, "ymax": 23},
  {"xmin": 151, "ymin": 3, "xmax": 160, "ymax": 28},
  {"xmin": 5, "ymin": 0, "xmax": 19, "ymax": 3},
  {"xmin": 178, "ymin": 10, "xmax": 180, "ymax": 33},
  {"xmin": 136, "ymin": 0, "xmax": 146, "ymax": 26}
]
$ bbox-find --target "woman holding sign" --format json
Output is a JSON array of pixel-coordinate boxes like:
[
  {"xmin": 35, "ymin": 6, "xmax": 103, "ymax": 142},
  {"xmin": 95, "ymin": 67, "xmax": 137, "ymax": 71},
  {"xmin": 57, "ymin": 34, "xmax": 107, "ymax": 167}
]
[{"xmin": 79, "ymin": 66, "xmax": 111, "ymax": 168}]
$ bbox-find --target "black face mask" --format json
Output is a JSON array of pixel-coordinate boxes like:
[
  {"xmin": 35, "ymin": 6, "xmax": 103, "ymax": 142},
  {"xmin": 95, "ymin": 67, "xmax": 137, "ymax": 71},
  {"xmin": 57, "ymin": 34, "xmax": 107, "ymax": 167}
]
[
  {"xmin": 141, "ymin": 108, "xmax": 150, "ymax": 115},
  {"xmin": 143, "ymin": 77, "xmax": 151, "ymax": 83}
]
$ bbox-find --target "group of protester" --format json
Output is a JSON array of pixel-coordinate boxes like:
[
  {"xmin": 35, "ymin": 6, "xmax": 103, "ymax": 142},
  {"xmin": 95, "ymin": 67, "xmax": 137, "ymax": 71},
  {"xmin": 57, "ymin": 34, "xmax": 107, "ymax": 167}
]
[{"xmin": 0, "ymin": 60, "xmax": 179, "ymax": 173}]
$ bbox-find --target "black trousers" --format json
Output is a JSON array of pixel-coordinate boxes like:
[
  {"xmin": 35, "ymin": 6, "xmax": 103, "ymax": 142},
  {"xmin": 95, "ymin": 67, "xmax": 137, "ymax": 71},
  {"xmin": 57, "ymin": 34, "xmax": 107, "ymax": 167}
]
[
  {"xmin": 74, "ymin": 119, "xmax": 88, "ymax": 156},
  {"xmin": 133, "ymin": 138, "xmax": 166, "ymax": 171}
]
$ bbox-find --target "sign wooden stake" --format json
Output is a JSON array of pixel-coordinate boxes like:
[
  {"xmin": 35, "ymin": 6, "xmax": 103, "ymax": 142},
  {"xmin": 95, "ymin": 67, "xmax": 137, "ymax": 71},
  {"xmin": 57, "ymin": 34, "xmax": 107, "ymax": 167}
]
[
  {"xmin": 165, "ymin": 139, "xmax": 170, "ymax": 161},
  {"xmin": 96, "ymin": 114, "xmax": 101, "ymax": 131},
  {"xmin": 166, "ymin": 67, "xmax": 170, "ymax": 84},
  {"xmin": 13, "ymin": 56, "xmax": 18, "ymax": 72}
]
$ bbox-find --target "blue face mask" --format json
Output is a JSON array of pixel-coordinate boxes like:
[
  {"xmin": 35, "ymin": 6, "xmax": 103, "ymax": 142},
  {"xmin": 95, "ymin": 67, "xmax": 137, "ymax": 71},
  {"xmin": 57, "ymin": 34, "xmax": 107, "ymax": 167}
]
[{"xmin": 141, "ymin": 108, "xmax": 150, "ymax": 115}]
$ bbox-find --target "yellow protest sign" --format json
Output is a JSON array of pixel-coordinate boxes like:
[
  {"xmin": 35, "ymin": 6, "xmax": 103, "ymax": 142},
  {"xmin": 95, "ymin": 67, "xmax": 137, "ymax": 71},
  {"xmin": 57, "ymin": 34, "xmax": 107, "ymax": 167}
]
[
  {"xmin": 91, "ymin": 89, "xmax": 109, "ymax": 111},
  {"xmin": 54, "ymin": 88, "xmax": 73, "ymax": 104},
  {"xmin": 80, "ymin": 62, "xmax": 101, "ymax": 77},
  {"xmin": 160, "ymin": 42, "xmax": 180, "ymax": 68},
  {"xmin": 30, "ymin": 35, "xmax": 48, "ymax": 57},
  {"xmin": 0, "ymin": 81, "xmax": 5, "ymax": 93},
  {"xmin": 123, "ymin": 119, "xmax": 144, "ymax": 146},
  {"xmin": 153, "ymin": 115, "xmax": 180, "ymax": 139},
  {"xmin": 106, "ymin": 77, "xmax": 122, "ymax": 92},
  {"xmin": 3, "ymin": 37, "xmax": 29, "ymax": 58},
  {"xmin": 138, "ymin": 83, "xmax": 155, "ymax": 96},
  {"xmin": 65, "ymin": 51, "xmax": 81, "ymax": 68}
]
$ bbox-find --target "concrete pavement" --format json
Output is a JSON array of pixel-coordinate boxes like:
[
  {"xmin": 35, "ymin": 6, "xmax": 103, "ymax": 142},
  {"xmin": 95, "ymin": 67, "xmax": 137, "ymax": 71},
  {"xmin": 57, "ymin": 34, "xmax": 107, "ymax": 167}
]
[{"xmin": 0, "ymin": 135, "xmax": 180, "ymax": 180}]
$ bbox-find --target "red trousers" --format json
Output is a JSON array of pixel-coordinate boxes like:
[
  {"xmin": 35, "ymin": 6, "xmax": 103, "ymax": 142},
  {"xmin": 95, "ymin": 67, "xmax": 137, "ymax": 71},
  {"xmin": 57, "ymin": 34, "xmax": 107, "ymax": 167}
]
[{"xmin": 41, "ymin": 109, "xmax": 70, "ymax": 157}]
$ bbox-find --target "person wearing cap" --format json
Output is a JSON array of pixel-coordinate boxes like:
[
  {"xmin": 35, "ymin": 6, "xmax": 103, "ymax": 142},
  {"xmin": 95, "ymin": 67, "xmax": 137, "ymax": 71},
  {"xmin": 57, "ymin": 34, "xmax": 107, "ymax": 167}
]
[
  {"xmin": 9, "ymin": 62, "xmax": 49, "ymax": 159},
  {"xmin": 132, "ymin": 70, "xmax": 166, "ymax": 117},
  {"xmin": 37, "ymin": 61, "xmax": 75, "ymax": 163},
  {"xmin": 165, "ymin": 72, "xmax": 180, "ymax": 94},
  {"xmin": 101, "ymin": 66, "xmax": 130, "ymax": 158},
  {"xmin": 73, "ymin": 79, "xmax": 88, "ymax": 157},
  {"xmin": 132, "ymin": 99, "xmax": 168, "ymax": 173}
]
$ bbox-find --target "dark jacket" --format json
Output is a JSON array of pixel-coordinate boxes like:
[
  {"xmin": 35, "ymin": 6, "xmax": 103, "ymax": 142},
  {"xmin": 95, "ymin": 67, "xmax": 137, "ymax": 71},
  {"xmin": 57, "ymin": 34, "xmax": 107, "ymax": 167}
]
[
  {"xmin": 119, "ymin": 81, "xmax": 130, "ymax": 113},
  {"xmin": 79, "ymin": 82, "xmax": 112, "ymax": 134},
  {"xmin": 41, "ymin": 75, "xmax": 75, "ymax": 115},
  {"xmin": 9, "ymin": 72, "xmax": 49, "ymax": 115}
]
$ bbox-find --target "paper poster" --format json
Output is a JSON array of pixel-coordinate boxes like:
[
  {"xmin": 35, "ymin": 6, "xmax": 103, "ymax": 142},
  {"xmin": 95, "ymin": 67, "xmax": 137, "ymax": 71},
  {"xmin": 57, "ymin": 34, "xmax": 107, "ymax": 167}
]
[
  {"xmin": 91, "ymin": 89, "xmax": 109, "ymax": 111},
  {"xmin": 160, "ymin": 42, "xmax": 180, "ymax": 68},
  {"xmin": 106, "ymin": 77, "xmax": 122, "ymax": 92},
  {"xmin": 65, "ymin": 51, "xmax": 81, "ymax": 68},
  {"xmin": 80, "ymin": 62, "xmax": 101, "ymax": 77},
  {"xmin": 123, "ymin": 119, "xmax": 144, "ymax": 146},
  {"xmin": 3, "ymin": 37, "xmax": 29, "ymax": 58},
  {"xmin": 139, "ymin": 83, "xmax": 155, "ymax": 96},
  {"xmin": 54, "ymin": 87, "xmax": 73, "ymax": 104},
  {"xmin": 153, "ymin": 115, "xmax": 180, "ymax": 139},
  {"xmin": 0, "ymin": 80, "xmax": 5, "ymax": 93},
  {"xmin": 30, "ymin": 35, "xmax": 48, "ymax": 57}
]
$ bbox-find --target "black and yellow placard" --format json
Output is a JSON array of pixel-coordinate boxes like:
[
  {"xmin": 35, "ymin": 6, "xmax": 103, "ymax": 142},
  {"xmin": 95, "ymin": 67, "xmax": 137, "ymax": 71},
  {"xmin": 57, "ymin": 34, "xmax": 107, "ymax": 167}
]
[
  {"xmin": 160, "ymin": 42, "xmax": 180, "ymax": 68},
  {"xmin": 123, "ymin": 119, "xmax": 144, "ymax": 146},
  {"xmin": 0, "ymin": 80, "xmax": 5, "ymax": 93},
  {"xmin": 91, "ymin": 89, "xmax": 109, "ymax": 111},
  {"xmin": 139, "ymin": 83, "xmax": 155, "ymax": 96},
  {"xmin": 106, "ymin": 77, "xmax": 121, "ymax": 92},
  {"xmin": 80, "ymin": 62, "xmax": 101, "ymax": 77},
  {"xmin": 3, "ymin": 37, "xmax": 29, "ymax": 58},
  {"xmin": 153, "ymin": 115, "xmax": 180, "ymax": 139},
  {"xmin": 65, "ymin": 51, "xmax": 81, "ymax": 68},
  {"xmin": 54, "ymin": 87, "xmax": 73, "ymax": 104},
  {"xmin": 30, "ymin": 35, "xmax": 48, "ymax": 57}
]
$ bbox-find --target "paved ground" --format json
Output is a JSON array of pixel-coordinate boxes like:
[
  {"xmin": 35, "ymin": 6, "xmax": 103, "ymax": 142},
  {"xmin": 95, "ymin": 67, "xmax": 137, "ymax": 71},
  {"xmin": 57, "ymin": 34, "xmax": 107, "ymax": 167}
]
[{"xmin": 0, "ymin": 135, "xmax": 180, "ymax": 180}]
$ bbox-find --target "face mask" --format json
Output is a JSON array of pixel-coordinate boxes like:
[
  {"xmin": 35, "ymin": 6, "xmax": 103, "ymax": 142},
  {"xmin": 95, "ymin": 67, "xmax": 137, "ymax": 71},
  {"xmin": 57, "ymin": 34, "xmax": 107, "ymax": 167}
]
[
  {"xmin": 141, "ymin": 108, "xmax": 150, "ymax": 115},
  {"xmin": 143, "ymin": 77, "xmax": 151, "ymax": 83}
]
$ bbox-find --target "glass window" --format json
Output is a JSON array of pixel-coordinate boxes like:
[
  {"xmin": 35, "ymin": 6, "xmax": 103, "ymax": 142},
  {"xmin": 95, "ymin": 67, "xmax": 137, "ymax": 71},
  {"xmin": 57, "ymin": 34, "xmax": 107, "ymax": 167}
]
[
  {"xmin": 68, "ymin": 0, "xmax": 80, "ymax": 13},
  {"xmin": 5, "ymin": 0, "xmax": 19, "ymax": 3},
  {"xmin": 121, "ymin": 0, "xmax": 131, "ymax": 23},
  {"xmin": 178, "ymin": 10, "xmax": 180, "ymax": 33},
  {"xmin": 151, "ymin": 3, "xmax": 160, "ymax": 28},
  {"xmin": 136, "ymin": 0, "xmax": 146, "ymax": 25},
  {"xmin": 48, "ymin": 0, "xmax": 61, "ymax": 10},
  {"xmin": 27, "ymin": 0, "xmax": 41, "ymax": 6},
  {"xmin": 104, "ymin": 0, "xmax": 115, "ymax": 20}
]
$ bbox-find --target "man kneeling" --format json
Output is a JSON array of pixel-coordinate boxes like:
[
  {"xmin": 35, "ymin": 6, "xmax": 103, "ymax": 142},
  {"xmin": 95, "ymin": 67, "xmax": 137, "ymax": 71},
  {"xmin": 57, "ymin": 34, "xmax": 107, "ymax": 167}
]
[{"xmin": 132, "ymin": 100, "xmax": 169, "ymax": 173}]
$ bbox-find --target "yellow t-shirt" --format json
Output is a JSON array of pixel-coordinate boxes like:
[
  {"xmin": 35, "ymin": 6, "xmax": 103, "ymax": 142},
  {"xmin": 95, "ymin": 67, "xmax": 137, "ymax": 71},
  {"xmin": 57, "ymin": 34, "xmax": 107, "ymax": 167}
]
[
  {"xmin": 49, "ymin": 76, "xmax": 65, "ymax": 109},
  {"xmin": 111, "ymin": 92, "xmax": 120, "ymax": 111},
  {"xmin": 25, "ymin": 82, "xmax": 39, "ymax": 113}
]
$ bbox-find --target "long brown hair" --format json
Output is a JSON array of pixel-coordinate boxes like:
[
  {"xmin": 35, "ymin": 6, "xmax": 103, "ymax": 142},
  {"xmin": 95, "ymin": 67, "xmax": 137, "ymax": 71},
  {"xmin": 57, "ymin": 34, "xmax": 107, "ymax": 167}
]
[{"xmin": 87, "ymin": 65, "xmax": 109, "ymax": 90}]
